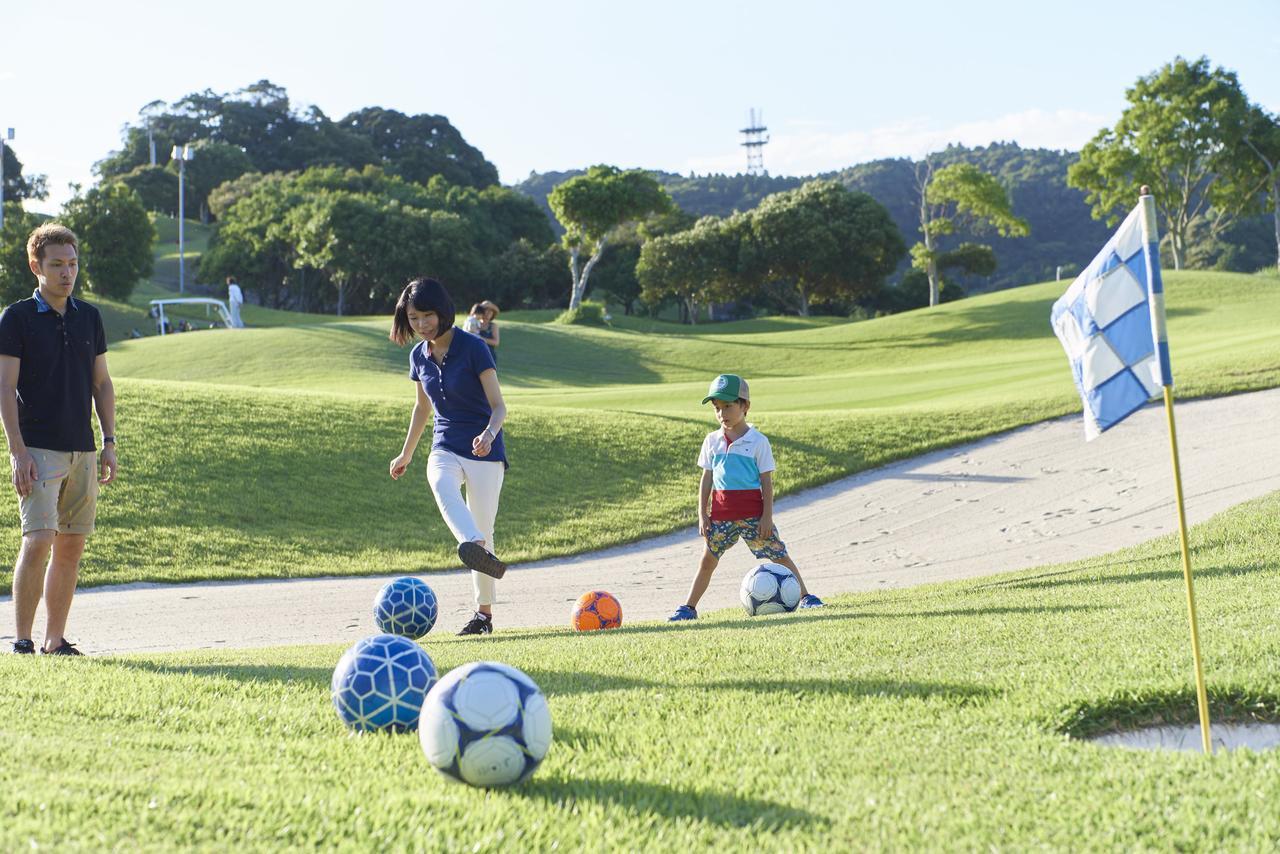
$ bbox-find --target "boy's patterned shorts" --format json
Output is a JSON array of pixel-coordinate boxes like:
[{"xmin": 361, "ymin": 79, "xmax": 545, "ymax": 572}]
[{"xmin": 705, "ymin": 517, "xmax": 789, "ymax": 561}]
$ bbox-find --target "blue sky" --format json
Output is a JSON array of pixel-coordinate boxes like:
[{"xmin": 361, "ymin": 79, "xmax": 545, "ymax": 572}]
[{"xmin": 5, "ymin": 0, "xmax": 1278, "ymax": 213}]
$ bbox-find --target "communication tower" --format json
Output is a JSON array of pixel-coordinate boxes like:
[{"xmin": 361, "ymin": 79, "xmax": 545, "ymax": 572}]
[{"xmin": 740, "ymin": 108, "xmax": 769, "ymax": 175}]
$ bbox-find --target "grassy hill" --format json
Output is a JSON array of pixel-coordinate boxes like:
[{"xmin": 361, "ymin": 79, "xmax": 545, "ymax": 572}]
[
  {"xmin": 3, "ymin": 267, "xmax": 1267, "ymax": 593},
  {"xmin": 3, "ymin": 491, "xmax": 1279, "ymax": 848}
]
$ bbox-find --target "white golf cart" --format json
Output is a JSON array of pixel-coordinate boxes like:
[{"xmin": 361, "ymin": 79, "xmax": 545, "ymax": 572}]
[{"xmin": 149, "ymin": 297, "xmax": 243, "ymax": 336}]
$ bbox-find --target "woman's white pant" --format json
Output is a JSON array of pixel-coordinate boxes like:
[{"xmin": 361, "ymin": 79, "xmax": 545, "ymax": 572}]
[{"xmin": 427, "ymin": 449, "xmax": 505, "ymax": 608}]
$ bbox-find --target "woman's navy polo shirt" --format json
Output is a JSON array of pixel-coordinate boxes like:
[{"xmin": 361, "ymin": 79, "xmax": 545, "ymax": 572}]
[{"xmin": 409, "ymin": 328, "xmax": 507, "ymax": 465}]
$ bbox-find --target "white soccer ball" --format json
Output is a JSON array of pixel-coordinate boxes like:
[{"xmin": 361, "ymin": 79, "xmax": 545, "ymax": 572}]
[
  {"xmin": 419, "ymin": 661, "xmax": 552, "ymax": 787},
  {"xmin": 740, "ymin": 562, "xmax": 802, "ymax": 616}
]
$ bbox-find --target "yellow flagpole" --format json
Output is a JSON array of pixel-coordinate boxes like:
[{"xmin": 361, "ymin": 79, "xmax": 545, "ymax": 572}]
[
  {"xmin": 1140, "ymin": 185, "xmax": 1211, "ymax": 753},
  {"xmin": 1162, "ymin": 386, "xmax": 1212, "ymax": 753}
]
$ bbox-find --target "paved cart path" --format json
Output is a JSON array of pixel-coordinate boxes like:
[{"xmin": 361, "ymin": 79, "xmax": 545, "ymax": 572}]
[{"xmin": 5, "ymin": 388, "xmax": 1277, "ymax": 655}]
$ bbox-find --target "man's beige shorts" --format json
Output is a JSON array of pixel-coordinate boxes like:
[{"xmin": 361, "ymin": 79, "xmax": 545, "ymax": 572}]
[{"xmin": 18, "ymin": 448, "xmax": 98, "ymax": 536}]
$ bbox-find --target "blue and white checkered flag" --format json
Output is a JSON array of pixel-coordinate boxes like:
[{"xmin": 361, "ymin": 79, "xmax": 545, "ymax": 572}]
[{"xmin": 1051, "ymin": 195, "xmax": 1172, "ymax": 440}]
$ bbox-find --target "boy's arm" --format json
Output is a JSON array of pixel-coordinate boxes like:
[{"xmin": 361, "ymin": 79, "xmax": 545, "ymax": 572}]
[
  {"xmin": 758, "ymin": 470, "xmax": 775, "ymax": 536},
  {"xmin": 698, "ymin": 468, "xmax": 713, "ymax": 537}
]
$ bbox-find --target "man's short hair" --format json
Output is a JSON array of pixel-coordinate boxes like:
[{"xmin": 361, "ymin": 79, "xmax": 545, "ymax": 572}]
[{"xmin": 27, "ymin": 223, "xmax": 79, "ymax": 265}]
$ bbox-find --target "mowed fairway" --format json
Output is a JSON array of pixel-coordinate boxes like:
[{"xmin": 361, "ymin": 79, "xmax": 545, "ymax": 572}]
[
  {"xmin": 3, "ymin": 493, "xmax": 1279, "ymax": 849},
  {"xmin": 0, "ymin": 270, "xmax": 1274, "ymax": 592}
]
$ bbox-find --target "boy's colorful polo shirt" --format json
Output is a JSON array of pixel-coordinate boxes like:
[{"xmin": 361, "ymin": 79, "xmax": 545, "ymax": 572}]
[{"xmin": 697, "ymin": 425, "xmax": 776, "ymax": 521}]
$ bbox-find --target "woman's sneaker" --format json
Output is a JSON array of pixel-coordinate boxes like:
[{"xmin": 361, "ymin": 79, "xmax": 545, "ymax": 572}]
[
  {"xmin": 457, "ymin": 612, "xmax": 493, "ymax": 636},
  {"xmin": 798, "ymin": 594, "xmax": 825, "ymax": 609},
  {"xmin": 667, "ymin": 605, "xmax": 698, "ymax": 621},
  {"xmin": 458, "ymin": 542, "xmax": 507, "ymax": 579},
  {"xmin": 11, "ymin": 639, "xmax": 35, "ymax": 655}
]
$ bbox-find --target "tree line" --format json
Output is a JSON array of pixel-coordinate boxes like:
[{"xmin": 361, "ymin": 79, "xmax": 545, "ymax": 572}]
[{"xmin": 3, "ymin": 56, "xmax": 1274, "ymax": 320}]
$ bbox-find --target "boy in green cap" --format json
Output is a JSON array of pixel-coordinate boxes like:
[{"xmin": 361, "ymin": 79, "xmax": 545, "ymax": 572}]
[{"xmin": 668, "ymin": 374, "xmax": 823, "ymax": 620}]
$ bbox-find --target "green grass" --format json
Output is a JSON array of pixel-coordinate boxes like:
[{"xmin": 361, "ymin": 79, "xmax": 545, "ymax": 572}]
[
  {"xmin": 4, "ymin": 269, "xmax": 1268, "ymax": 592},
  {"xmin": 3, "ymin": 491, "xmax": 1279, "ymax": 849},
  {"xmin": 107, "ymin": 271, "xmax": 1280, "ymax": 408}
]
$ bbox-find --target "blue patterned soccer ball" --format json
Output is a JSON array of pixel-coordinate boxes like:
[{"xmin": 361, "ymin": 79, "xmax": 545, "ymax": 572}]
[
  {"xmin": 740, "ymin": 562, "xmax": 802, "ymax": 616},
  {"xmin": 331, "ymin": 634, "xmax": 438, "ymax": 733},
  {"xmin": 419, "ymin": 661, "xmax": 553, "ymax": 787},
  {"xmin": 373, "ymin": 576, "xmax": 438, "ymax": 639}
]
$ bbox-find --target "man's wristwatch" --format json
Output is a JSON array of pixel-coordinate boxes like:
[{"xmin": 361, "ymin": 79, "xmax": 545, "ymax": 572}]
[{"xmin": 102, "ymin": 436, "xmax": 116, "ymax": 446}]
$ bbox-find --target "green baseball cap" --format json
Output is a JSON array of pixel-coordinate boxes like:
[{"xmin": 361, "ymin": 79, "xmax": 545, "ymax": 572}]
[{"xmin": 702, "ymin": 374, "xmax": 750, "ymax": 404}]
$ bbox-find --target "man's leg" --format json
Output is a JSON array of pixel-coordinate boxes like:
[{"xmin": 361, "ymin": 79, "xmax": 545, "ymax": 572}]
[
  {"xmin": 13, "ymin": 531, "xmax": 55, "ymax": 642},
  {"xmin": 42, "ymin": 533, "xmax": 86, "ymax": 651}
]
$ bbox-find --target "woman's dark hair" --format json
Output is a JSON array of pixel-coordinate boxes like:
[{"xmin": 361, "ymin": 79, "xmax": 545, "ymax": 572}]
[{"xmin": 390, "ymin": 277, "xmax": 455, "ymax": 346}]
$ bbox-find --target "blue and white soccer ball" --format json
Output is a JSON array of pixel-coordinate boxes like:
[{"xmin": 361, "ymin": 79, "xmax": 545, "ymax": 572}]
[
  {"xmin": 418, "ymin": 661, "xmax": 553, "ymax": 787},
  {"xmin": 373, "ymin": 576, "xmax": 438, "ymax": 638},
  {"xmin": 331, "ymin": 634, "xmax": 438, "ymax": 733},
  {"xmin": 740, "ymin": 562, "xmax": 802, "ymax": 616}
]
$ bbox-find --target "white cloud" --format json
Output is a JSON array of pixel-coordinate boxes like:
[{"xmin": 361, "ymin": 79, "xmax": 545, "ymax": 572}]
[{"xmin": 683, "ymin": 108, "xmax": 1110, "ymax": 177}]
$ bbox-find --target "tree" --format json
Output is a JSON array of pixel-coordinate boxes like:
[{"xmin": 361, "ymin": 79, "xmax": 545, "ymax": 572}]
[
  {"xmin": 2, "ymin": 146, "xmax": 48, "ymax": 202},
  {"xmin": 1242, "ymin": 106, "xmax": 1280, "ymax": 271},
  {"xmin": 1068, "ymin": 56, "xmax": 1259, "ymax": 270},
  {"xmin": 110, "ymin": 165, "xmax": 179, "ymax": 215},
  {"xmin": 207, "ymin": 171, "xmax": 272, "ymax": 220},
  {"xmin": 747, "ymin": 180, "xmax": 906, "ymax": 315},
  {"xmin": 0, "ymin": 203, "xmax": 43, "ymax": 305},
  {"xmin": 487, "ymin": 239, "xmax": 568, "ymax": 309},
  {"xmin": 61, "ymin": 184, "xmax": 155, "ymax": 299},
  {"xmin": 198, "ymin": 173, "xmax": 300, "ymax": 309},
  {"xmin": 637, "ymin": 214, "xmax": 749, "ymax": 323},
  {"xmin": 339, "ymin": 107, "xmax": 499, "ymax": 189},
  {"xmin": 913, "ymin": 161, "xmax": 1028, "ymax": 306},
  {"xmin": 290, "ymin": 193, "xmax": 435, "ymax": 315},
  {"xmin": 174, "ymin": 140, "xmax": 256, "ymax": 222},
  {"xmin": 547, "ymin": 166, "xmax": 673, "ymax": 310}
]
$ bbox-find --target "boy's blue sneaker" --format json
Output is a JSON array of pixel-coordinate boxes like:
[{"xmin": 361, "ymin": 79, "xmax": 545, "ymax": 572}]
[
  {"xmin": 798, "ymin": 594, "xmax": 825, "ymax": 609},
  {"xmin": 667, "ymin": 605, "xmax": 698, "ymax": 621}
]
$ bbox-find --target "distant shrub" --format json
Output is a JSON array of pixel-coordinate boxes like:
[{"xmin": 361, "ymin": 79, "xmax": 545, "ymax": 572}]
[{"xmin": 555, "ymin": 301, "xmax": 609, "ymax": 326}]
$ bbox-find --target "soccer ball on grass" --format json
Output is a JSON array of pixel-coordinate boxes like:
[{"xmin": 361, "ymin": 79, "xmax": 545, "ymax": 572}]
[
  {"xmin": 571, "ymin": 590, "xmax": 622, "ymax": 630},
  {"xmin": 419, "ymin": 661, "xmax": 552, "ymax": 787},
  {"xmin": 740, "ymin": 562, "xmax": 802, "ymax": 616},
  {"xmin": 373, "ymin": 576, "xmax": 438, "ymax": 638},
  {"xmin": 331, "ymin": 634, "xmax": 437, "ymax": 732}
]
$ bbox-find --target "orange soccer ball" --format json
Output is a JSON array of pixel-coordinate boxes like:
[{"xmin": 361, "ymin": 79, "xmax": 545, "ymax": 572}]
[{"xmin": 572, "ymin": 590, "xmax": 623, "ymax": 631}]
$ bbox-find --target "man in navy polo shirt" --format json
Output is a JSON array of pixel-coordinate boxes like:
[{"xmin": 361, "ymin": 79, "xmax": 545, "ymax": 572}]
[{"xmin": 0, "ymin": 223, "xmax": 118, "ymax": 656}]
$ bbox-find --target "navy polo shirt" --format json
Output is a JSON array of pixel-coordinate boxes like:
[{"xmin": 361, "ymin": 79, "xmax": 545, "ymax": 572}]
[
  {"xmin": 409, "ymin": 328, "xmax": 506, "ymax": 465},
  {"xmin": 0, "ymin": 289, "xmax": 107, "ymax": 452}
]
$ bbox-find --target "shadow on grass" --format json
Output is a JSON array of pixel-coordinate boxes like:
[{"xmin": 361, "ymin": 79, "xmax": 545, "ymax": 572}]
[
  {"xmin": 513, "ymin": 669, "xmax": 662, "ymax": 697},
  {"xmin": 489, "ymin": 603, "xmax": 1105, "ymax": 643},
  {"xmin": 520, "ymin": 774, "xmax": 825, "ymax": 831},
  {"xmin": 109, "ymin": 660, "xmax": 332, "ymax": 686},
  {"xmin": 1055, "ymin": 685, "xmax": 1280, "ymax": 740},
  {"xmin": 971, "ymin": 552, "xmax": 1272, "ymax": 594},
  {"xmin": 529, "ymin": 669, "xmax": 996, "ymax": 705},
  {"xmin": 704, "ymin": 677, "xmax": 997, "ymax": 705}
]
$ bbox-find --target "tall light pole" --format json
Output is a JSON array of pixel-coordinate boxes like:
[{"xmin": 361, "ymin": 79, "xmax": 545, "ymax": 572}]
[
  {"xmin": 0, "ymin": 128, "xmax": 13, "ymax": 234},
  {"xmin": 171, "ymin": 143, "xmax": 195, "ymax": 293}
]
